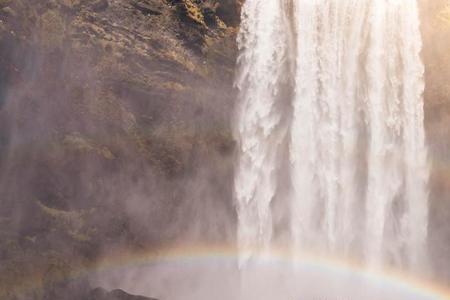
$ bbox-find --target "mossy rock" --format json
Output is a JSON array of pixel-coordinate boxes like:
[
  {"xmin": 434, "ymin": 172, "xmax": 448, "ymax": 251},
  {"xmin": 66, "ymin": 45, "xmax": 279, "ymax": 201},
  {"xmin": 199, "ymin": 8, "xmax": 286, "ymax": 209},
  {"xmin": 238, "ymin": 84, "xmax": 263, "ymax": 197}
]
[{"xmin": 176, "ymin": 0, "xmax": 206, "ymax": 25}]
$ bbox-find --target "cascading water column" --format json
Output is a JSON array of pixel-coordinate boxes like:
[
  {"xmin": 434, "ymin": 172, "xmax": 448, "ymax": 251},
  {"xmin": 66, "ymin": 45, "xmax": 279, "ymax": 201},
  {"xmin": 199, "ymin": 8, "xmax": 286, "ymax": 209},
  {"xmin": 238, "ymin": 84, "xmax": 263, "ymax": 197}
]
[
  {"xmin": 396, "ymin": 0, "xmax": 429, "ymax": 271},
  {"xmin": 234, "ymin": 0, "xmax": 293, "ymax": 264},
  {"xmin": 289, "ymin": 0, "xmax": 368, "ymax": 256},
  {"xmin": 234, "ymin": 0, "xmax": 429, "ymax": 274},
  {"xmin": 364, "ymin": 0, "xmax": 429, "ymax": 270}
]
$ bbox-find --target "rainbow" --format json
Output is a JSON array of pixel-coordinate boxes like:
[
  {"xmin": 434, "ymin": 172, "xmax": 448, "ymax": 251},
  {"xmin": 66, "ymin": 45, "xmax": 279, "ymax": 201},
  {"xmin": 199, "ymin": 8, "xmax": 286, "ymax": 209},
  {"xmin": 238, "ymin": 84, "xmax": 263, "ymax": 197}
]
[{"xmin": 4, "ymin": 244, "xmax": 450, "ymax": 300}]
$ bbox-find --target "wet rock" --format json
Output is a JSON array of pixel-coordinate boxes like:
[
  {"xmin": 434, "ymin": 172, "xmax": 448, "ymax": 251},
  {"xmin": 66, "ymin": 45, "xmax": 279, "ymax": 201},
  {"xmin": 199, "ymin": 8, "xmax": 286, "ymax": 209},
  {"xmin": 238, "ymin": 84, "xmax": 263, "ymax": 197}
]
[
  {"xmin": 89, "ymin": 288, "xmax": 157, "ymax": 300},
  {"xmin": 202, "ymin": 6, "xmax": 217, "ymax": 26},
  {"xmin": 60, "ymin": 0, "xmax": 81, "ymax": 10},
  {"xmin": 1, "ymin": 6, "xmax": 16, "ymax": 17},
  {"xmin": 132, "ymin": 1, "xmax": 162, "ymax": 16},
  {"xmin": 91, "ymin": 0, "xmax": 109, "ymax": 12}
]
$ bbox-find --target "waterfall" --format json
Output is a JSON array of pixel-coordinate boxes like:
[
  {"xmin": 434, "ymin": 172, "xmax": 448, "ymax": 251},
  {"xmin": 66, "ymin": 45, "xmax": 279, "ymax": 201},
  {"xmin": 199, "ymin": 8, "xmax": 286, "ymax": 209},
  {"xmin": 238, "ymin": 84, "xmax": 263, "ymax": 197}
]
[
  {"xmin": 234, "ymin": 0, "xmax": 293, "ymax": 263},
  {"xmin": 234, "ymin": 0, "xmax": 429, "ymax": 272}
]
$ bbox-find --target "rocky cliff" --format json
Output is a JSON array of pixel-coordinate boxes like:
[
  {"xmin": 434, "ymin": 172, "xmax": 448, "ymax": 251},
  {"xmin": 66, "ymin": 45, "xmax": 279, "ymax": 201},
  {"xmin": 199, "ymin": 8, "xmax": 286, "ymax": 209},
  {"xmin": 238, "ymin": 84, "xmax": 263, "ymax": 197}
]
[{"xmin": 0, "ymin": 1, "xmax": 240, "ymax": 299}]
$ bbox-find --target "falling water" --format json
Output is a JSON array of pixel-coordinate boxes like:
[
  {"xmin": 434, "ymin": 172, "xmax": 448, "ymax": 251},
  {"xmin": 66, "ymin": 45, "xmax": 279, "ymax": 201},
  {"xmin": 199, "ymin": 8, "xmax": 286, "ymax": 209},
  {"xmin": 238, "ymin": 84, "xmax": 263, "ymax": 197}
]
[
  {"xmin": 234, "ymin": 0, "xmax": 429, "ymax": 272},
  {"xmin": 234, "ymin": 0, "xmax": 294, "ymax": 263}
]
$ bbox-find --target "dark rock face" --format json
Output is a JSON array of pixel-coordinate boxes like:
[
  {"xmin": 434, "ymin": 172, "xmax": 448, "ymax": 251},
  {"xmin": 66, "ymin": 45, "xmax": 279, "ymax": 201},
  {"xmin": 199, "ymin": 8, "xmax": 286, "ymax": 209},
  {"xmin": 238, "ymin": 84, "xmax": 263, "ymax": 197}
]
[{"xmin": 89, "ymin": 288, "xmax": 157, "ymax": 300}]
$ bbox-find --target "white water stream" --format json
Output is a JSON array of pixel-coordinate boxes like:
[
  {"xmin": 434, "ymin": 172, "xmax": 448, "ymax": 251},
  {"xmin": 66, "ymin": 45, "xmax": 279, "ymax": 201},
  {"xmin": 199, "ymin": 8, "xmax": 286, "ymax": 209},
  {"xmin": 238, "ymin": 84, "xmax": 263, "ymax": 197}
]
[{"xmin": 234, "ymin": 0, "xmax": 429, "ymax": 272}]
